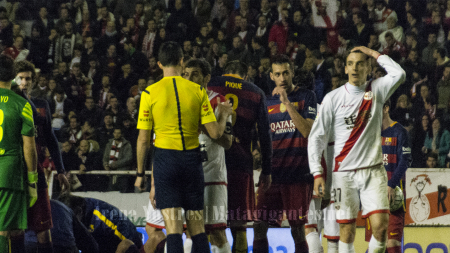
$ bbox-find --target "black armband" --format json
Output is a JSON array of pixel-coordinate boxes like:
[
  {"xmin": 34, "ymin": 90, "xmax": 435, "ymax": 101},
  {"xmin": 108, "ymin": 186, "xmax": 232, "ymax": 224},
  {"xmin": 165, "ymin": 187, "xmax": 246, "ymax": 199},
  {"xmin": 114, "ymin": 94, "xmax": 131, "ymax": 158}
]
[{"xmin": 136, "ymin": 172, "xmax": 145, "ymax": 177}]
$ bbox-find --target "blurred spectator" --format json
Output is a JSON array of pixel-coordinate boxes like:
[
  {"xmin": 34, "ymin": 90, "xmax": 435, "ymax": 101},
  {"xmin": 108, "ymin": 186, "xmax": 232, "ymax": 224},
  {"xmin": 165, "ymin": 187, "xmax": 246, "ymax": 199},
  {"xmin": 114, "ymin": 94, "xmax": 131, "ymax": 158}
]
[
  {"xmin": 211, "ymin": 52, "xmax": 228, "ymax": 77},
  {"xmin": 422, "ymin": 31, "xmax": 440, "ymax": 66},
  {"xmin": 411, "ymin": 114, "xmax": 431, "ymax": 168},
  {"xmin": 61, "ymin": 140, "xmax": 79, "ymax": 172},
  {"xmin": 331, "ymin": 74, "xmax": 343, "ymax": 90},
  {"xmin": 412, "ymin": 84, "xmax": 435, "ymax": 121},
  {"xmin": 61, "ymin": 116, "xmax": 82, "ymax": 145},
  {"xmin": 50, "ymin": 88, "xmax": 75, "ymax": 129},
  {"xmin": 423, "ymin": 117, "xmax": 450, "ymax": 167},
  {"xmin": 228, "ymin": 35, "xmax": 250, "ymax": 64},
  {"xmin": 97, "ymin": 21, "xmax": 119, "ymax": 56},
  {"xmin": 80, "ymin": 36, "xmax": 98, "ymax": 73},
  {"xmin": 227, "ymin": 0, "xmax": 258, "ymax": 36},
  {"xmin": 103, "ymin": 127, "xmax": 134, "ymax": 192},
  {"xmin": 76, "ymin": 139, "xmax": 106, "ymax": 191},
  {"xmin": 431, "ymin": 47, "xmax": 450, "ymax": 86},
  {"xmin": 120, "ymin": 17, "xmax": 141, "ymax": 47},
  {"xmin": 97, "ymin": 5, "xmax": 115, "ymax": 36},
  {"xmin": 268, "ymin": 8, "xmax": 288, "ymax": 55},
  {"xmin": 79, "ymin": 96, "xmax": 103, "ymax": 127},
  {"xmin": 96, "ymin": 74, "xmax": 118, "ymax": 109},
  {"xmin": 311, "ymin": 49, "xmax": 331, "ymax": 104},
  {"xmin": 33, "ymin": 6, "xmax": 55, "ymax": 37},
  {"xmin": 192, "ymin": 0, "xmax": 212, "ymax": 26},
  {"xmin": 122, "ymin": 37, "xmax": 149, "ymax": 76},
  {"xmin": 426, "ymin": 152, "xmax": 438, "ymax": 168},
  {"xmin": 373, "ymin": 0, "xmax": 397, "ymax": 34},
  {"xmin": 0, "ymin": 16, "xmax": 14, "ymax": 47},
  {"xmin": 438, "ymin": 65, "xmax": 450, "ymax": 112},
  {"xmin": 29, "ymin": 25, "xmax": 51, "ymax": 73},
  {"xmin": 166, "ymin": 0, "xmax": 198, "ymax": 43},
  {"xmin": 123, "ymin": 97, "xmax": 138, "ymax": 122},
  {"xmin": 100, "ymin": 44, "xmax": 121, "ymax": 81},
  {"xmin": 97, "ymin": 112, "xmax": 116, "ymax": 153},
  {"xmin": 253, "ymin": 15, "xmax": 270, "ymax": 49},
  {"xmin": 368, "ymin": 32, "xmax": 383, "ymax": 52},
  {"xmin": 79, "ymin": 120, "xmax": 99, "ymax": 142},
  {"xmin": 56, "ymin": 19, "xmax": 83, "ymax": 63},
  {"xmin": 351, "ymin": 11, "xmax": 372, "ymax": 47},
  {"xmin": 381, "ymin": 32, "xmax": 407, "ymax": 61},
  {"xmin": 140, "ymin": 19, "xmax": 157, "ymax": 58},
  {"xmin": 4, "ymin": 35, "xmax": 29, "ymax": 61},
  {"xmin": 104, "ymin": 95, "xmax": 124, "ymax": 124},
  {"xmin": 311, "ymin": 0, "xmax": 339, "ymax": 54},
  {"xmin": 391, "ymin": 94, "xmax": 412, "ymax": 126},
  {"xmin": 379, "ymin": 16, "xmax": 404, "ymax": 48}
]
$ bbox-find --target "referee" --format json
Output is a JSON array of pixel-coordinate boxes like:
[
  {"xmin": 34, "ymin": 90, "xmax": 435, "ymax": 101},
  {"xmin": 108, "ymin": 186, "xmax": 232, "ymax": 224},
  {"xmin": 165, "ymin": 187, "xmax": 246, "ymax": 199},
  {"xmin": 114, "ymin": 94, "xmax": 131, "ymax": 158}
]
[{"xmin": 134, "ymin": 41, "xmax": 232, "ymax": 253}]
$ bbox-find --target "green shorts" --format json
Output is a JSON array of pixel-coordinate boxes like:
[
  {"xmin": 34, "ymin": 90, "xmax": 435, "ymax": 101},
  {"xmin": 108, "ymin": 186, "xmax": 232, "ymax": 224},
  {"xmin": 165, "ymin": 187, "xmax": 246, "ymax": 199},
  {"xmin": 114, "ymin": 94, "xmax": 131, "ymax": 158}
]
[{"xmin": 0, "ymin": 188, "xmax": 27, "ymax": 231}]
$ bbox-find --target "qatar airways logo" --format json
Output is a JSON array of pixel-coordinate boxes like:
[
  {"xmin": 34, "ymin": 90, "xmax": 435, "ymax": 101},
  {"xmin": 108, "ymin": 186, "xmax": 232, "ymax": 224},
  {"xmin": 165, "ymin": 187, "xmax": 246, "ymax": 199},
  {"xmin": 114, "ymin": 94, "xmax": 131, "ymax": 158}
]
[{"xmin": 271, "ymin": 120, "xmax": 296, "ymax": 134}]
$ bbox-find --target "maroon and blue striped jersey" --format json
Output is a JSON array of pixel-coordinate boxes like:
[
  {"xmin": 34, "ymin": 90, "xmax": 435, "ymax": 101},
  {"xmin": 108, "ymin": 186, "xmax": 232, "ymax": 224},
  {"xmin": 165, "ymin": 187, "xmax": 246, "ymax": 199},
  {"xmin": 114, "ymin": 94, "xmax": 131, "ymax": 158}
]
[
  {"xmin": 208, "ymin": 74, "xmax": 272, "ymax": 175},
  {"xmin": 267, "ymin": 87, "xmax": 317, "ymax": 184},
  {"xmin": 381, "ymin": 122, "xmax": 411, "ymax": 190}
]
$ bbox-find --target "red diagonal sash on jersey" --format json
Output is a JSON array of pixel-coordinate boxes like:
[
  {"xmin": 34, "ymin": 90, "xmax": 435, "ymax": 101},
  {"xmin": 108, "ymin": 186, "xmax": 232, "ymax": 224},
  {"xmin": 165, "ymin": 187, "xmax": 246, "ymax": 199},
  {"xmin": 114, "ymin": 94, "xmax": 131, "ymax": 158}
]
[{"xmin": 334, "ymin": 81, "xmax": 373, "ymax": 171}]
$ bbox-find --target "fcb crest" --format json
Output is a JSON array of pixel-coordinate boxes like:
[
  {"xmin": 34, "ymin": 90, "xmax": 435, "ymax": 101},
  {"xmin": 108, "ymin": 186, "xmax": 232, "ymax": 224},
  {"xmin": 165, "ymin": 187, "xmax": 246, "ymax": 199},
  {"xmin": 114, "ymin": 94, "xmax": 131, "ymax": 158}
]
[
  {"xmin": 384, "ymin": 137, "xmax": 392, "ymax": 146},
  {"xmin": 364, "ymin": 91, "xmax": 373, "ymax": 100}
]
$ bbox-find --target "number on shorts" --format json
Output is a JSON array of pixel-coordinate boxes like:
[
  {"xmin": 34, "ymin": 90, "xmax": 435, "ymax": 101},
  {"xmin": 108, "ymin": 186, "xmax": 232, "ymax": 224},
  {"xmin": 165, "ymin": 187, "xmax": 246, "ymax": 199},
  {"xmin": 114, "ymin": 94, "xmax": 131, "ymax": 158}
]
[
  {"xmin": 225, "ymin": 93, "xmax": 238, "ymax": 126},
  {"xmin": 0, "ymin": 109, "xmax": 4, "ymax": 142},
  {"xmin": 333, "ymin": 188, "xmax": 342, "ymax": 202}
]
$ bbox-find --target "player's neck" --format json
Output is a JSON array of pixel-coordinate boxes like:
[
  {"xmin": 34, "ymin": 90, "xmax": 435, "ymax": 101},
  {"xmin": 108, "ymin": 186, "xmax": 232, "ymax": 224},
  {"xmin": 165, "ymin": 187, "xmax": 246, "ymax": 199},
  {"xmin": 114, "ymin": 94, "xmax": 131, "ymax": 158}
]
[
  {"xmin": 382, "ymin": 117, "xmax": 394, "ymax": 130},
  {"xmin": 348, "ymin": 80, "xmax": 366, "ymax": 87},
  {"xmin": 162, "ymin": 66, "xmax": 182, "ymax": 77},
  {"xmin": 0, "ymin": 81, "xmax": 11, "ymax": 89}
]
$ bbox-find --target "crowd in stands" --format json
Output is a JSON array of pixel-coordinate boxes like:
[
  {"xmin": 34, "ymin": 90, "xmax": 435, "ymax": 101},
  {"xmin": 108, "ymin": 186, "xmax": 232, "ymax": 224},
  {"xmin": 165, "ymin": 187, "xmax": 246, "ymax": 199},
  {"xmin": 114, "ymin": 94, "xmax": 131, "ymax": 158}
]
[{"xmin": 3, "ymin": 0, "xmax": 450, "ymax": 191}]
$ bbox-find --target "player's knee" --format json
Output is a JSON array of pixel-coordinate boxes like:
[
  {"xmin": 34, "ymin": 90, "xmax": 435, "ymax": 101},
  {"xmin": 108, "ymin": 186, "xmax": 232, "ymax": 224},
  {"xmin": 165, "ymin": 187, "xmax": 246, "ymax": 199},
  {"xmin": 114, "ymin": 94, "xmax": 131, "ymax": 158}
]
[
  {"xmin": 185, "ymin": 211, "xmax": 206, "ymax": 236},
  {"xmin": 339, "ymin": 223, "xmax": 356, "ymax": 243},
  {"xmin": 370, "ymin": 214, "xmax": 389, "ymax": 241},
  {"xmin": 117, "ymin": 239, "xmax": 137, "ymax": 253},
  {"xmin": 209, "ymin": 229, "xmax": 227, "ymax": 247}
]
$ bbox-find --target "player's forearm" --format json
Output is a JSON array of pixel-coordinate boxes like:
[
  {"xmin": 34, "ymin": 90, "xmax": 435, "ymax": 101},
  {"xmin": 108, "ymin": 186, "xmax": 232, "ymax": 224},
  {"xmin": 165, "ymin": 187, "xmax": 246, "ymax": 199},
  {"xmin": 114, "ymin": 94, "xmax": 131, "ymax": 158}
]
[
  {"xmin": 48, "ymin": 131, "xmax": 66, "ymax": 174},
  {"xmin": 307, "ymin": 130, "xmax": 327, "ymax": 176},
  {"xmin": 136, "ymin": 141, "xmax": 149, "ymax": 174},
  {"xmin": 257, "ymin": 123, "xmax": 272, "ymax": 175},
  {"xmin": 23, "ymin": 136, "xmax": 38, "ymax": 173},
  {"xmin": 378, "ymin": 55, "xmax": 406, "ymax": 92},
  {"xmin": 285, "ymin": 102, "xmax": 313, "ymax": 137}
]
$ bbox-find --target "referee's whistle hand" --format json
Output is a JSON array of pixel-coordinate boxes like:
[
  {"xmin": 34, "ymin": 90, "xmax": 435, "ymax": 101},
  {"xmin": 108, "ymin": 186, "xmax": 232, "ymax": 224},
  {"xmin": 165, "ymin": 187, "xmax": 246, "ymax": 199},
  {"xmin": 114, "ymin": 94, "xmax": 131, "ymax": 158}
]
[{"xmin": 314, "ymin": 177, "xmax": 326, "ymax": 198}]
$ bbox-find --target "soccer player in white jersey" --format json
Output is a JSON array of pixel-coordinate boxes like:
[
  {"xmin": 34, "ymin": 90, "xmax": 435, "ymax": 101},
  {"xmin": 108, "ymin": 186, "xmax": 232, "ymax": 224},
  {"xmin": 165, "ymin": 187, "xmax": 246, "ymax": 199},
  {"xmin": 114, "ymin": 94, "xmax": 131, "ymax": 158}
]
[{"xmin": 308, "ymin": 46, "xmax": 406, "ymax": 253}]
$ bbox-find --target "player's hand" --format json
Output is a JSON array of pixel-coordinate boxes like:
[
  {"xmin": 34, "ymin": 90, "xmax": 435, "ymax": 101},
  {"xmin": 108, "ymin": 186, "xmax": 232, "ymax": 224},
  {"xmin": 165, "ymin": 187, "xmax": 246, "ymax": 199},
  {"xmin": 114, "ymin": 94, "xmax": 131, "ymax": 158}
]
[
  {"xmin": 387, "ymin": 186, "xmax": 395, "ymax": 205},
  {"xmin": 134, "ymin": 176, "xmax": 144, "ymax": 191},
  {"xmin": 314, "ymin": 176, "xmax": 326, "ymax": 198},
  {"xmin": 149, "ymin": 185, "xmax": 156, "ymax": 209},
  {"xmin": 58, "ymin": 173, "xmax": 70, "ymax": 192},
  {"xmin": 79, "ymin": 164, "xmax": 86, "ymax": 173},
  {"xmin": 28, "ymin": 171, "xmax": 38, "ymax": 208},
  {"xmin": 351, "ymin": 46, "xmax": 380, "ymax": 59},
  {"xmin": 216, "ymin": 97, "xmax": 233, "ymax": 116},
  {"xmin": 272, "ymin": 87, "xmax": 289, "ymax": 104},
  {"xmin": 256, "ymin": 173, "xmax": 272, "ymax": 194}
]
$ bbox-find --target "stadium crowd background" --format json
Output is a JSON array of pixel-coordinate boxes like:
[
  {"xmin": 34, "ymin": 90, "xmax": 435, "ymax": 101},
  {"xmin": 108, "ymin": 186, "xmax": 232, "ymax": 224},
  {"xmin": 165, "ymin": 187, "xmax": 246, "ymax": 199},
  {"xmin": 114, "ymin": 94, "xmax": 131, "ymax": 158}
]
[{"xmin": 2, "ymin": 0, "xmax": 450, "ymax": 191}]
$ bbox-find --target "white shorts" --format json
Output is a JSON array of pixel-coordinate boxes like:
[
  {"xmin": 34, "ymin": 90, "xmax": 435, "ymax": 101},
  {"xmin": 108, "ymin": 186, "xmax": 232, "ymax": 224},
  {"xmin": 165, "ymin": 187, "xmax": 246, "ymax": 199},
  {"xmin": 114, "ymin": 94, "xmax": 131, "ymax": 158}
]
[
  {"xmin": 204, "ymin": 184, "xmax": 227, "ymax": 230},
  {"xmin": 305, "ymin": 197, "xmax": 322, "ymax": 229},
  {"xmin": 145, "ymin": 200, "xmax": 186, "ymax": 229},
  {"xmin": 323, "ymin": 202, "xmax": 340, "ymax": 240},
  {"xmin": 333, "ymin": 165, "xmax": 389, "ymax": 223}
]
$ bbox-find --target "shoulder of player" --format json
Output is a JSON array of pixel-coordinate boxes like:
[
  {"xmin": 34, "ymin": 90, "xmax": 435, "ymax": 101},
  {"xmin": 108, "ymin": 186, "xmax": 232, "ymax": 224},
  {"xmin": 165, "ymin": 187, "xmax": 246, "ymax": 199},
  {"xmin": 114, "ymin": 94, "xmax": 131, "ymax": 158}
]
[
  {"xmin": 30, "ymin": 96, "xmax": 50, "ymax": 108},
  {"xmin": 3, "ymin": 89, "xmax": 28, "ymax": 106}
]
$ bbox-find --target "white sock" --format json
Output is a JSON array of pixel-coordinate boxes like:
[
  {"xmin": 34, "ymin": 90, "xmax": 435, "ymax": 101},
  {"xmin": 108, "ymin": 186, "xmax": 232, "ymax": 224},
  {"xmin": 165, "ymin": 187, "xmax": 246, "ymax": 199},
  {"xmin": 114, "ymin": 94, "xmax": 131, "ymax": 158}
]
[
  {"xmin": 368, "ymin": 235, "xmax": 386, "ymax": 253},
  {"xmin": 211, "ymin": 242, "xmax": 232, "ymax": 253},
  {"xmin": 183, "ymin": 238, "xmax": 192, "ymax": 253},
  {"xmin": 327, "ymin": 240, "xmax": 339, "ymax": 253},
  {"xmin": 164, "ymin": 241, "xmax": 167, "ymax": 253},
  {"xmin": 338, "ymin": 241, "xmax": 355, "ymax": 253},
  {"xmin": 306, "ymin": 232, "xmax": 323, "ymax": 253}
]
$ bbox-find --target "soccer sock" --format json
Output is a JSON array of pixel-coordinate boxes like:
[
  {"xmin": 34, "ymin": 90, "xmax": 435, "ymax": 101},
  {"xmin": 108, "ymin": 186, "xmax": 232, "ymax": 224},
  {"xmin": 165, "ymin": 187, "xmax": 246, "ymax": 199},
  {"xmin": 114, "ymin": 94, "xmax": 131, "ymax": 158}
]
[
  {"xmin": 191, "ymin": 233, "xmax": 210, "ymax": 253},
  {"xmin": 37, "ymin": 242, "xmax": 54, "ymax": 253},
  {"xmin": 306, "ymin": 232, "xmax": 323, "ymax": 253},
  {"xmin": 10, "ymin": 234, "xmax": 25, "ymax": 253},
  {"xmin": 338, "ymin": 241, "xmax": 355, "ymax": 253},
  {"xmin": 368, "ymin": 235, "xmax": 386, "ymax": 253},
  {"xmin": 0, "ymin": 236, "xmax": 8, "ymax": 253},
  {"xmin": 327, "ymin": 240, "xmax": 339, "ymax": 253},
  {"xmin": 218, "ymin": 242, "xmax": 232, "ymax": 253},
  {"xmin": 386, "ymin": 246, "xmax": 401, "ymax": 253},
  {"xmin": 294, "ymin": 240, "xmax": 308, "ymax": 253},
  {"xmin": 231, "ymin": 228, "xmax": 247, "ymax": 253},
  {"xmin": 252, "ymin": 239, "xmax": 269, "ymax": 253},
  {"xmin": 155, "ymin": 239, "xmax": 167, "ymax": 253},
  {"xmin": 183, "ymin": 238, "xmax": 192, "ymax": 253},
  {"xmin": 166, "ymin": 234, "xmax": 183, "ymax": 253}
]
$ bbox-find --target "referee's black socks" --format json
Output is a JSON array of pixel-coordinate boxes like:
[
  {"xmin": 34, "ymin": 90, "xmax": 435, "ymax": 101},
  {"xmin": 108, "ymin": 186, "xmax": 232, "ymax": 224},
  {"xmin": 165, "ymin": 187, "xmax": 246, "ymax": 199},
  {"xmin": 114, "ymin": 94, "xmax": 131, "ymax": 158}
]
[
  {"xmin": 191, "ymin": 233, "xmax": 209, "ymax": 253},
  {"xmin": 166, "ymin": 234, "xmax": 183, "ymax": 253},
  {"xmin": 37, "ymin": 242, "xmax": 53, "ymax": 253},
  {"xmin": 10, "ymin": 234, "xmax": 25, "ymax": 253}
]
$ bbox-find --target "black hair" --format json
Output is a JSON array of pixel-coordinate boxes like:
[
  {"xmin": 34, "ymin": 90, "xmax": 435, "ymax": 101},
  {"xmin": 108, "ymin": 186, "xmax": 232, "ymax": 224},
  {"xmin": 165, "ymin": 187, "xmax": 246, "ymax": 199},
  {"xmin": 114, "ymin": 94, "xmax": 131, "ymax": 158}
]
[
  {"xmin": 0, "ymin": 55, "xmax": 16, "ymax": 82},
  {"xmin": 14, "ymin": 60, "xmax": 35, "ymax": 81},
  {"xmin": 158, "ymin": 41, "xmax": 183, "ymax": 67},
  {"xmin": 271, "ymin": 54, "xmax": 294, "ymax": 71},
  {"xmin": 383, "ymin": 98, "xmax": 391, "ymax": 108},
  {"xmin": 294, "ymin": 68, "xmax": 314, "ymax": 90},
  {"xmin": 427, "ymin": 152, "xmax": 438, "ymax": 161},
  {"xmin": 344, "ymin": 47, "xmax": 369, "ymax": 65},
  {"xmin": 58, "ymin": 193, "xmax": 86, "ymax": 221},
  {"xmin": 311, "ymin": 49, "xmax": 323, "ymax": 60},
  {"xmin": 185, "ymin": 59, "xmax": 211, "ymax": 77},
  {"xmin": 224, "ymin": 60, "xmax": 247, "ymax": 77}
]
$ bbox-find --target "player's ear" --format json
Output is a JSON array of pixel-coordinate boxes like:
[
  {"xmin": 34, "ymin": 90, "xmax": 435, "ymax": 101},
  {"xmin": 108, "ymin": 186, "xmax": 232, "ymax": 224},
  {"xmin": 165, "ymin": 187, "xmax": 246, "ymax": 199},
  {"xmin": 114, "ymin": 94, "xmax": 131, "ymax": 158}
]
[
  {"xmin": 269, "ymin": 71, "xmax": 274, "ymax": 81},
  {"xmin": 204, "ymin": 74, "xmax": 211, "ymax": 85},
  {"xmin": 344, "ymin": 65, "xmax": 348, "ymax": 75},
  {"xmin": 157, "ymin": 61, "xmax": 163, "ymax": 70}
]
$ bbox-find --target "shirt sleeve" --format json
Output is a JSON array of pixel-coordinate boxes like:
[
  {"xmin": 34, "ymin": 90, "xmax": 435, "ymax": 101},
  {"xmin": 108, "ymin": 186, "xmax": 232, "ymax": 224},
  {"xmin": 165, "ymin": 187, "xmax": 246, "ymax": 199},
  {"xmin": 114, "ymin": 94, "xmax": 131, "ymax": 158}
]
[
  {"xmin": 42, "ymin": 100, "xmax": 65, "ymax": 174},
  {"xmin": 21, "ymin": 102, "xmax": 35, "ymax": 137},
  {"xmin": 373, "ymin": 55, "xmax": 406, "ymax": 103},
  {"xmin": 308, "ymin": 94, "xmax": 334, "ymax": 176},
  {"xmin": 200, "ymin": 88, "xmax": 217, "ymax": 125},
  {"xmin": 389, "ymin": 126, "xmax": 411, "ymax": 188},
  {"xmin": 136, "ymin": 90, "xmax": 153, "ymax": 130},
  {"xmin": 304, "ymin": 91, "xmax": 318, "ymax": 120}
]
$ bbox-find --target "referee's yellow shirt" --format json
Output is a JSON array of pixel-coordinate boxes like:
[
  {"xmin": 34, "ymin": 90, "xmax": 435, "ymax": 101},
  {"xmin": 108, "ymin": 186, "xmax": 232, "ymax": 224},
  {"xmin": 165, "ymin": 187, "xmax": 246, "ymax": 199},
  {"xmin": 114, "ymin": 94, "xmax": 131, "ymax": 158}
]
[{"xmin": 137, "ymin": 76, "xmax": 217, "ymax": 151}]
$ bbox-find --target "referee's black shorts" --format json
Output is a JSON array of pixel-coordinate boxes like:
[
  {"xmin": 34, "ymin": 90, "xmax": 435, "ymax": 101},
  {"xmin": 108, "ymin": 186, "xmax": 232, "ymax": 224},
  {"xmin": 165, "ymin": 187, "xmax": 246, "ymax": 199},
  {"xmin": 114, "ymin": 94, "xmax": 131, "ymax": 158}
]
[{"xmin": 153, "ymin": 146, "xmax": 204, "ymax": 210}]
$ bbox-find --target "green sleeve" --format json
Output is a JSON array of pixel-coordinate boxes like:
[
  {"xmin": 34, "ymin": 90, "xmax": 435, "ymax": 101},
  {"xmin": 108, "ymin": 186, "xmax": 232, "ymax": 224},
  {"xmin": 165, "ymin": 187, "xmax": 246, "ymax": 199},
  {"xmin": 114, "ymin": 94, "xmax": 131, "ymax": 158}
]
[{"xmin": 21, "ymin": 102, "xmax": 35, "ymax": 137}]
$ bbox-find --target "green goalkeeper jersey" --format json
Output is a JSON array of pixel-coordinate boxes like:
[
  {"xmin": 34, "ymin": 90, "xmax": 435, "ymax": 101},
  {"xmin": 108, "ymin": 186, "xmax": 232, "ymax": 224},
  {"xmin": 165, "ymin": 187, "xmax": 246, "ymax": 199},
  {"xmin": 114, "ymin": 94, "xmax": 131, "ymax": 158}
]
[{"xmin": 0, "ymin": 88, "xmax": 35, "ymax": 190}]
